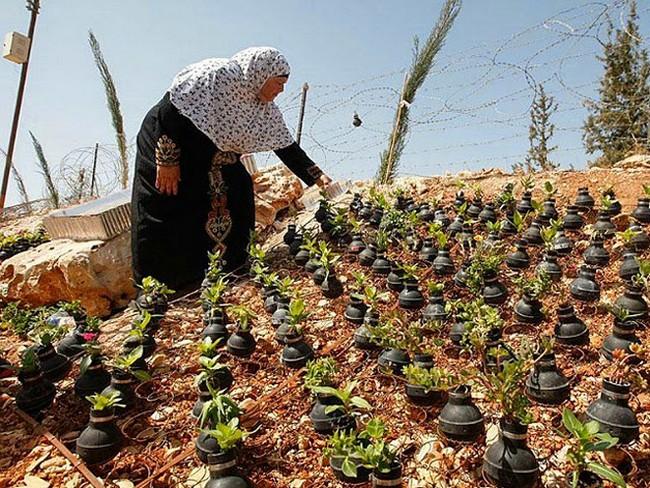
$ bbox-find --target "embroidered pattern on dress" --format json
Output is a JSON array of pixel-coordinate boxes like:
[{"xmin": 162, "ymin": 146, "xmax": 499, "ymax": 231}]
[
  {"xmin": 155, "ymin": 135, "xmax": 181, "ymax": 166},
  {"xmin": 205, "ymin": 152, "xmax": 235, "ymax": 249},
  {"xmin": 212, "ymin": 151, "xmax": 239, "ymax": 166}
]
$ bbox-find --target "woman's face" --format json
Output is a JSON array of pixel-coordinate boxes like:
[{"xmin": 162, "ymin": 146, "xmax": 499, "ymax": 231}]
[{"xmin": 258, "ymin": 76, "xmax": 288, "ymax": 102}]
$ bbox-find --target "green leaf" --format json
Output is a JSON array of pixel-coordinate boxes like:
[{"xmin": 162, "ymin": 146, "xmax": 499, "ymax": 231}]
[
  {"xmin": 350, "ymin": 397, "xmax": 372, "ymax": 411},
  {"xmin": 79, "ymin": 355, "xmax": 92, "ymax": 376},
  {"xmin": 562, "ymin": 408, "xmax": 583, "ymax": 438},
  {"xmin": 324, "ymin": 404, "xmax": 344, "ymax": 415},
  {"xmin": 584, "ymin": 419, "xmax": 600, "ymax": 436},
  {"xmin": 132, "ymin": 369, "xmax": 151, "ymax": 382},
  {"xmin": 341, "ymin": 457, "xmax": 358, "ymax": 478},
  {"xmin": 586, "ymin": 462, "xmax": 626, "ymax": 487}
]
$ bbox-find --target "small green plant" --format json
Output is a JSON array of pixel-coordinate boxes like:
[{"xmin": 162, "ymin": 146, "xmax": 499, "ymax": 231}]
[
  {"xmin": 631, "ymin": 259, "xmax": 650, "ymax": 291},
  {"xmin": 362, "ymin": 285, "xmax": 390, "ymax": 312},
  {"xmin": 203, "ymin": 418, "xmax": 247, "ymax": 453},
  {"xmin": 349, "ymin": 271, "xmax": 370, "ymax": 297},
  {"xmin": 250, "ymin": 261, "xmax": 269, "ymax": 284},
  {"xmin": 562, "ymin": 408, "xmax": 626, "ymax": 488},
  {"xmin": 540, "ymin": 219, "xmax": 561, "ymax": 250},
  {"xmin": 324, "ymin": 429, "xmax": 361, "ymax": 477},
  {"xmin": 311, "ymin": 380, "xmax": 372, "ymax": 416},
  {"xmin": 20, "ymin": 346, "xmax": 39, "ymax": 374},
  {"xmin": 138, "ymin": 276, "xmax": 175, "ymax": 297},
  {"xmin": 198, "ymin": 337, "xmax": 222, "ymax": 359},
  {"xmin": 286, "ymin": 298, "xmax": 310, "ymax": 335},
  {"xmin": 199, "ymin": 389, "xmax": 242, "ymax": 428},
  {"xmin": 276, "ymin": 276, "xmax": 296, "ymax": 300},
  {"xmin": 509, "ymin": 210, "xmax": 527, "ymax": 233},
  {"xmin": 486, "ymin": 220, "xmax": 503, "ymax": 234},
  {"xmin": 109, "ymin": 346, "xmax": 150, "ymax": 382},
  {"xmin": 403, "ymin": 364, "xmax": 456, "ymax": 393},
  {"xmin": 643, "ymin": 184, "xmax": 650, "ymax": 197},
  {"xmin": 520, "ymin": 175, "xmax": 535, "ymax": 192},
  {"xmin": 513, "ymin": 270, "xmax": 552, "ymax": 300},
  {"xmin": 86, "ymin": 391, "xmax": 125, "ymax": 411},
  {"xmin": 543, "ymin": 180, "xmax": 557, "ymax": 199},
  {"xmin": 84, "ymin": 316, "xmax": 102, "ymax": 333},
  {"xmin": 29, "ymin": 321, "xmax": 65, "ymax": 347},
  {"xmin": 616, "ymin": 228, "xmax": 639, "ymax": 248},
  {"xmin": 426, "ymin": 281, "xmax": 444, "ymax": 295},
  {"xmin": 228, "ymin": 305, "xmax": 254, "ymax": 332},
  {"xmin": 248, "ymin": 239, "xmax": 266, "ymax": 267},
  {"xmin": 195, "ymin": 355, "xmax": 229, "ymax": 387},
  {"xmin": 601, "ymin": 194, "xmax": 614, "ymax": 211},
  {"xmin": 433, "ymin": 229, "xmax": 448, "ymax": 249},
  {"xmin": 128, "ymin": 310, "xmax": 152, "ymax": 341},
  {"xmin": 205, "ymin": 250, "xmax": 225, "ymax": 281},
  {"xmin": 317, "ymin": 241, "xmax": 340, "ymax": 277},
  {"xmin": 201, "ymin": 277, "xmax": 228, "ymax": 308},
  {"xmin": 398, "ymin": 263, "xmax": 420, "ymax": 281},
  {"xmin": 375, "ymin": 230, "xmax": 389, "ymax": 252},
  {"xmin": 353, "ymin": 418, "xmax": 398, "ymax": 475},
  {"xmin": 79, "ymin": 340, "xmax": 103, "ymax": 375},
  {"xmin": 304, "ymin": 357, "xmax": 338, "ymax": 390}
]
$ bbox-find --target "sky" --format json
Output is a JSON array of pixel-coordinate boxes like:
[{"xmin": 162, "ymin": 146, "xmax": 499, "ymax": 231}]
[{"xmin": 1, "ymin": 0, "xmax": 648, "ymax": 206}]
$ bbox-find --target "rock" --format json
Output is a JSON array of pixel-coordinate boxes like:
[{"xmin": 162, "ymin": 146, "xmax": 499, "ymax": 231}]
[
  {"xmin": 0, "ymin": 232, "xmax": 135, "ymax": 317},
  {"xmin": 23, "ymin": 475, "xmax": 50, "ymax": 488},
  {"xmin": 253, "ymin": 164, "xmax": 304, "ymax": 227}
]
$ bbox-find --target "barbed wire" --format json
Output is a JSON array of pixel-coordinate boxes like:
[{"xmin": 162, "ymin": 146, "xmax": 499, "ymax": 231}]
[{"xmin": 267, "ymin": 0, "xmax": 650, "ymax": 179}]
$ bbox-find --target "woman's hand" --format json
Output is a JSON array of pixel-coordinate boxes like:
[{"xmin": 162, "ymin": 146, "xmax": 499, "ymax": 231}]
[
  {"xmin": 156, "ymin": 164, "xmax": 181, "ymax": 195},
  {"xmin": 315, "ymin": 174, "xmax": 333, "ymax": 188}
]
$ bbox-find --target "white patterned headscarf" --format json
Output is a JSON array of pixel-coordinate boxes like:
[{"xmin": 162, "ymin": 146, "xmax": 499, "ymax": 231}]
[{"xmin": 169, "ymin": 47, "xmax": 294, "ymax": 154}]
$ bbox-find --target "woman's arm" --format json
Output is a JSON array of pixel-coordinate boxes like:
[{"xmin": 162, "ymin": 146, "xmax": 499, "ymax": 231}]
[
  {"xmin": 274, "ymin": 142, "xmax": 330, "ymax": 187},
  {"xmin": 155, "ymin": 94, "xmax": 184, "ymax": 195}
]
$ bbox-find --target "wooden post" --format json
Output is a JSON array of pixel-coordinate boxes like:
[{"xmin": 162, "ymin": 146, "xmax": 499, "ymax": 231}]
[
  {"xmin": 383, "ymin": 72, "xmax": 410, "ymax": 185},
  {"xmin": 0, "ymin": 0, "xmax": 41, "ymax": 209},
  {"xmin": 89, "ymin": 142, "xmax": 99, "ymax": 197},
  {"xmin": 295, "ymin": 82, "xmax": 309, "ymax": 145}
]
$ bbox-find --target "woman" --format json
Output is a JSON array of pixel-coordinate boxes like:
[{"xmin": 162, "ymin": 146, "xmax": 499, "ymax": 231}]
[{"xmin": 131, "ymin": 47, "xmax": 331, "ymax": 292}]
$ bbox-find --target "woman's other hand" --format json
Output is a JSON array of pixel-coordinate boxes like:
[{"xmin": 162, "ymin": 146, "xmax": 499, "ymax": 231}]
[
  {"xmin": 316, "ymin": 174, "xmax": 332, "ymax": 188},
  {"xmin": 156, "ymin": 164, "xmax": 181, "ymax": 195}
]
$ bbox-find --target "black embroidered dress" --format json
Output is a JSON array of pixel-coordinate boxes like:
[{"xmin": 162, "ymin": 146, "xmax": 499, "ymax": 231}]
[{"xmin": 131, "ymin": 92, "xmax": 323, "ymax": 291}]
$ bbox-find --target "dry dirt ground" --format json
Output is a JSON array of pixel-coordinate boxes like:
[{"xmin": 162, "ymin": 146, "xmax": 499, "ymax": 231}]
[{"xmin": 1, "ymin": 167, "xmax": 649, "ymax": 487}]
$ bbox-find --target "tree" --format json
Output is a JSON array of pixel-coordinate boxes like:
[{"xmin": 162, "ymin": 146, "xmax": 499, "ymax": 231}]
[
  {"xmin": 583, "ymin": 0, "xmax": 650, "ymax": 166},
  {"xmin": 88, "ymin": 30, "xmax": 129, "ymax": 189},
  {"xmin": 523, "ymin": 84, "xmax": 558, "ymax": 172},
  {"xmin": 375, "ymin": 0, "xmax": 462, "ymax": 185},
  {"xmin": 29, "ymin": 131, "xmax": 59, "ymax": 208}
]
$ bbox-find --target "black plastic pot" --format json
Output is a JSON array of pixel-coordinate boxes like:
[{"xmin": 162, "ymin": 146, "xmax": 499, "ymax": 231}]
[
  {"xmin": 309, "ymin": 394, "xmax": 356, "ymax": 434},
  {"xmin": 601, "ymin": 318, "xmax": 640, "ymax": 360},
  {"xmin": 467, "ymin": 198, "xmax": 483, "ymax": 219},
  {"xmin": 482, "ymin": 418, "xmax": 540, "ymax": 488},
  {"xmin": 629, "ymin": 222, "xmax": 650, "ymax": 251},
  {"xmin": 283, "ymin": 224, "xmax": 297, "ymax": 245},
  {"xmin": 482, "ymin": 270, "xmax": 508, "ymax": 305},
  {"xmin": 344, "ymin": 294, "xmax": 368, "ymax": 325},
  {"xmin": 419, "ymin": 238, "xmax": 437, "ymax": 262},
  {"xmin": 371, "ymin": 462, "xmax": 402, "ymax": 488},
  {"xmin": 264, "ymin": 292, "xmax": 279, "ymax": 314},
  {"xmin": 523, "ymin": 220, "xmax": 543, "ymax": 246},
  {"xmin": 304, "ymin": 258, "xmax": 320, "ymax": 274},
  {"xmin": 359, "ymin": 243, "xmax": 378, "ymax": 267},
  {"xmin": 312, "ymin": 266, "xmax": 327, "ymax": 285},
  {"xmin": 386, "ymin": 263, "xmax": 405, "ymax": 292},
  {"xmin": 195, "ymin": 431, "xmax": 238, "ymax": 465},
  {"xmin": 321, "ymin": 275, "xmax": 344, "ymax": 299},
  {"xmin": 553, "ymin": 229, "xmax": 574, "ymax": 256},
  {"xmin": 350, "ymin": 194, "xmax": 362, "ymax": 215},
  {"xmin": 227, "ymin": 331, "xmax": 256, "ymax": 357},
  {"xmin": 594, "ymin": 211, "xmax": 616, "ymax": 238},
  {"xmin": 563, "ymin": 205, "xmax": 585, "ymax": 230},
  {"xmin": 449, "ymin": 320, "xmax": 469, "ymax": 347},
  {"xmin": 438, "ymin": 385, "xmax": 484, "ymax": 443},
  {"xmin": 75, "ymin": 358, "xmax": 111, "ymax": 399},
  {"xmin": 454, "ymin": 191, "xmax": 466, "ymax": 209},
  {"xmin": 359, "ymin": 202, "xmax": 373, "ymax": 221},
  {"xmin": 570, "ymin": 266, "xmax": 600, "ymax": 302},
  {"xmin": 457, "ymin": 223, "xmax": 474, "ymax": 249},
  {"xmin": 205, "ymin": 463, "xmax": 252, "ymax": 488},
  {"xmin": 203, "ymin": 317, "xmax": 230, "ymax": 344},
  {"xmin": 619, "ymin": 251, "xmax": 640, "ymax": 283},
  {"xmin": 348, "ymin": 234, "xmax": 366, "ymax": 255},
  {"xmin": 369, "ymin": 207, "xmax": 384, "ymax": 228},
  {"xmin": 406, "ymin": 231, "xmax": 423, "ymax": 252},
  {"xmin": 501, "ymin": 212, "xmax": 517, "ymax": 235},
  {"xmin": 434, "ymin": 209, "xmax": 451, "ymax": 228},
  {"xmin": 514, "ymin": 294, "xmax": 544, "ymax": 324},
  {"xmin": 378, "ymin": 348, "xmax": 411, "ymax": 375},
  {"xmin": 288, "ymin": 234, "xmax": 303, "ymax": 256},
  {"xmin": 631, "ymin": 196, "xmax": 650, "ymax": 223},
  {"xmin": 448, "ymin": 215, "xmax": 464, "ymax": 235},
  {"xmin": 479, "ymin": 203, "xmax": 497, "ymax": 223},
  {"xmin": 405, "ymin": 383, "xmax": 446, "ymax": 406},
  {"xmin": 517, "ymin": 191, "xmax": 534, "ymax": 214},
  {"xmin": 371, "ymin": 252, "xmax": 391, "ymax": 275},
  {"xmin": 281, "ymin": 335, "xmax": 314, "ymax": 368},
  {"xmin": 16, "ymin": 370, "xmax": 56, "ymax": 418},
  {"xmin": 575, "ymin": 187, "xmax": 595, "ymax": 210},
  {"xmin": 541, "ymin": 198, "xmax": 558, "ymax": 221},
  {"xmin": 315, "ymin": 202, "xmax": 330, "ymax": 223},
  {"xmin": 294, "ymin": 248, "xmax": 310, "ymax": 266},
  {"xmin": 485, "ymin": 231, "xmax": 501, "ymax": 246},
  {"xmin": 506, "ymin": 240, "xmax": 530, "ymax": 270},
  {"xmin": 353, "ymin": 323, "xmax": 379, "ymax": 350},
  {"xmin": 330, "ymin": 455, "xmax": 371, "ymax": 484},
  {"xmin": 583, "ymin": 236, "xmax": 609, "ymax": 267},
  {"xmin": 271, "ymin": 298, "xmax": 290, "ymax": 328},
  {"xmin": 76, "ymin": 408, "xmax": 122, "ymax": 464},
  {"xmin": 453, "ymin": 261, "xmax": 470, "ymax": 288},
  {"xmin": 398, "ymin": 278, "xmax": 424, "ymax": 309},
  {"xmin": 554, "ymin": 304, "xmax": 589, "ymax": 346},
  {"xmin": 433, "ymin": 249, "xmax": 455, "ymax": 275},
  {"xmin": 537, "ymin": 250, "xmax": 563, "ymax": 281},
  {"xmin": 525, "ymin": 352, "xmax": 570, "ymax": 405},
  {"xmin": 102, "ymin": 370, "xmax": 135, "ymax": 412},
  {"xmin": 124, "ymin": 333, "xmax": 157, "ymax": 359},
  {"xmin": 586, "ymin": 379, "xmax": 639, "ymax": 445},
  {"xmin": 614, "ymin": 285, "xmax": 648, "ymax": 321},
  {"xmin": 56, "ymin": 328, "xmax": 90, "ymax": 358},
  {"xmin": 418, "ymin": 203, "xmax": 434, "ymax": 222},
  {"xmin": 36, "ymin": 344, "xmax": 71, "ymax": 383},
  {"xmin": 413, "ymin": 352, "xmax": 434, "ymax": 369},
  {"xmin": 422, "ymin": 292, "xmax": 447, "ymax": 322}
]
